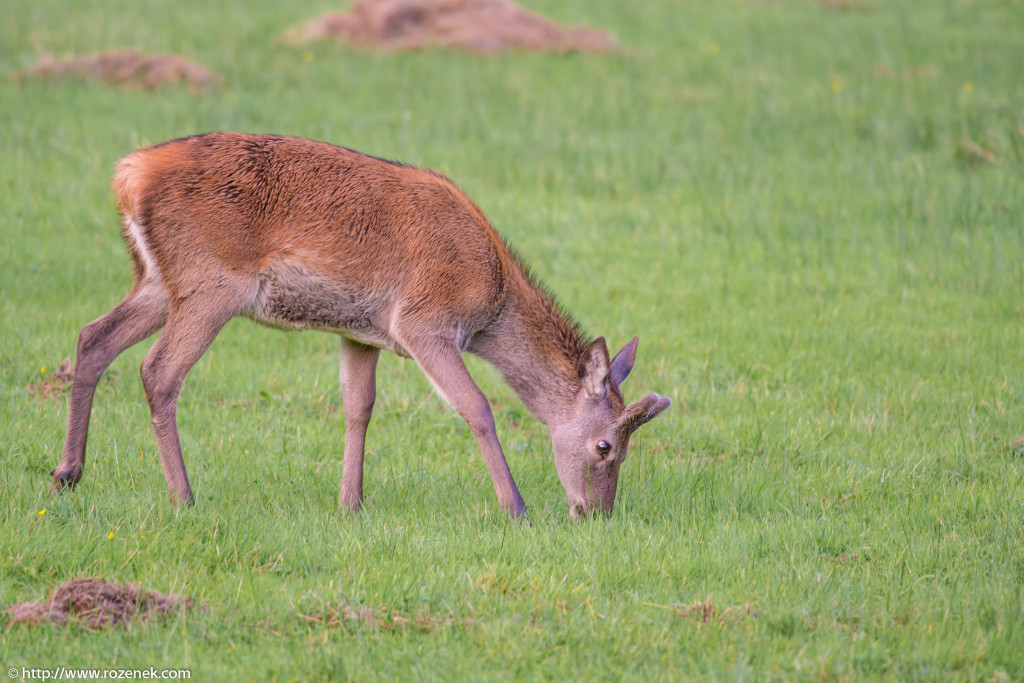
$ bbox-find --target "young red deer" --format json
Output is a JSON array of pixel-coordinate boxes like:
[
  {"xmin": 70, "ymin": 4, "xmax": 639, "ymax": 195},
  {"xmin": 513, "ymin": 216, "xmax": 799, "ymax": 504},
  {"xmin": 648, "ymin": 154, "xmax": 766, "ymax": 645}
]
[{"xmin": 51, "ymin": 133, "xmax": 670, "ymax": 518}]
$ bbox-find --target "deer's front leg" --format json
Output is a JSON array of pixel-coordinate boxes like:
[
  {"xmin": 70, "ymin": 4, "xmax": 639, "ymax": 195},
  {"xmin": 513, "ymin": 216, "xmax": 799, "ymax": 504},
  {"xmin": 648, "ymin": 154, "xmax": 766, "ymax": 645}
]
[
  {"xmin": 403, "ymin": 337, "xmax": 526, "ymax": 518},
  {"xmin": 338, "ymin": 338, "xmax": 380, "ymax": 513}
]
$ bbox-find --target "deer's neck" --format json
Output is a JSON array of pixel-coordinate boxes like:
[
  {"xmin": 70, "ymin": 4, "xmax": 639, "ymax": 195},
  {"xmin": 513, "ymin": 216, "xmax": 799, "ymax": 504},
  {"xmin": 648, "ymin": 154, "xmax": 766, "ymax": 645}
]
[{"xmin": 469, "ymin": 259, "xmax": 588, "ymax": 426}]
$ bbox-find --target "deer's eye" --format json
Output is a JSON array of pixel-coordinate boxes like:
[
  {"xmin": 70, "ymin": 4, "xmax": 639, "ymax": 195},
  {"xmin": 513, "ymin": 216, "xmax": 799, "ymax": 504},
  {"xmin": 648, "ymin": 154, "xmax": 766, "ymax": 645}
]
[{"xmin": 596, "ymin": 440, "xmax": 611, "ymax": 456}]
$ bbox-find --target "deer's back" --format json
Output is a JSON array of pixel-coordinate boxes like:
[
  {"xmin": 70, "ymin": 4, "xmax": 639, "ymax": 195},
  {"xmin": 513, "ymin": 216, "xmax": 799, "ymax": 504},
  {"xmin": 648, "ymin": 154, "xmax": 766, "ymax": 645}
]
[{"xmin": 115, "ymin": 133, "xmax": 509, "ymax": 350}]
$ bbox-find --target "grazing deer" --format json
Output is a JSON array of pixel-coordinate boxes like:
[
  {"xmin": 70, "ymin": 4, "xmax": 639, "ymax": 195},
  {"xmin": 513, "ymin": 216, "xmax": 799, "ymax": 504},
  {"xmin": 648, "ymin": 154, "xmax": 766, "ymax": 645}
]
[{"xmin": 51, "ymin": 133, "xmax": 670, "ymax": 518}]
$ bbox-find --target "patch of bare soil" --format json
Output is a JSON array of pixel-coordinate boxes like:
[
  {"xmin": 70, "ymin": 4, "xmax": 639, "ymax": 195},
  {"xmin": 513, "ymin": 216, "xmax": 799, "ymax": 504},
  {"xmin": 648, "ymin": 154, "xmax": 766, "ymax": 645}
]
[
  {"xmin": 7, "ymin": 578, "xmax": 195, "ymax": 630},
  {"xmin": 653, "ymin": 598, "xmax": 759, "ymax": 624},
  {"xmin": 957, "ymin": 139, "xmax": 1000, "ymax": 166},
  {"xmin": 26, "ymin": 51, "xmax": 221, "ymax": 91},
  {"xmin": 288, "ymin": 0, "xmax": 619, "ymax": 53},
  {"xmin": 824, "ymin": 553, "xmax": 871, "ymax": 563},
  {"xmin": 874, "ymin": 64, "xmax": 940, "ymax": 79},
  {"xmin": 816, "ymin": 0, "xmax": 869, "ymax": 10},
  {"xmin": 909, "ymin": 64, "xmax": 939, "ymax": 78},
  {"xmin": 28, "ymin": 359, "xmax": 74, "ymax": 400},
  {"xmin": 297, "ymin": 602, "xmax": 471, "ymax": 632}
]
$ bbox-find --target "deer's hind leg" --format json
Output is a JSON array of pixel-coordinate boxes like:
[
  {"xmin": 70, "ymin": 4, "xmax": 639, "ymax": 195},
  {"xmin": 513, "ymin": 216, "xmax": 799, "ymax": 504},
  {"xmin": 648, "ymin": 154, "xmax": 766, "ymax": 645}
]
[
  {"xmin": 140, "ymin": 287, "xmax": 238, "ymax": 506},
  {"xmin": 52, "ymin": 282, "xmax": 168, "ymax": 492}
]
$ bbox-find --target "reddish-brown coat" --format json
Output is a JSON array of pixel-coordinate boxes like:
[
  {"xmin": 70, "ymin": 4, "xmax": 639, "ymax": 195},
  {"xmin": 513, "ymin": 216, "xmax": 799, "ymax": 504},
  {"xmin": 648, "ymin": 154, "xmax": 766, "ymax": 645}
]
[{"xmin": 53, "ymin": 133, "xmax": 671, "ymax": 518}]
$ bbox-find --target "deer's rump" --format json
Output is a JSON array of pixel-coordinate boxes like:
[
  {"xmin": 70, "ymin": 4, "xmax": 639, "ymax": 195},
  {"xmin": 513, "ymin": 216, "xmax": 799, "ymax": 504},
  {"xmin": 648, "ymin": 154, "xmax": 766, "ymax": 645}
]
[{"xmin": 118, "ymin": 132, "xmax": 508, "ymax": 352}]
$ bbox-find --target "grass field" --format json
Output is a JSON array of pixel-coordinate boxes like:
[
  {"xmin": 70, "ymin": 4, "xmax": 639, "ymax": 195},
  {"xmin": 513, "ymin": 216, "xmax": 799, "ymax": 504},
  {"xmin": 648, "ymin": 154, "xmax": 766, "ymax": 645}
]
[{"xmin": 2, "ymin": 0, "xmax": 1023, "ymax": 679}]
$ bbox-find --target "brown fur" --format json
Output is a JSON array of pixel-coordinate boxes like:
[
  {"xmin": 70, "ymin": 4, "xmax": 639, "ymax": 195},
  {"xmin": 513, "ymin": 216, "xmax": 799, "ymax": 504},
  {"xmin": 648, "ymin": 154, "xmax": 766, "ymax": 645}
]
[{"xmin": 52, "ymin": 133, "xmax": 670, "ymax": 518}]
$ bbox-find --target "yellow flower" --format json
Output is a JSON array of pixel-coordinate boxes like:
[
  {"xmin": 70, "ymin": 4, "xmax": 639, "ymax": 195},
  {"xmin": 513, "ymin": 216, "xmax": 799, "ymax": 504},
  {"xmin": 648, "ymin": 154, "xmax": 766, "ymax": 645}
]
[
  {"xmin": 41, "ymin": 367, "xmax": 46, "ymax": 374},
  {"xmin": 108, "ymin": 532, "xmax": 115, "ymax": 540},
  {"xmin": 38, "ymin": 509, "xmax": 46, "ymax": 516}
]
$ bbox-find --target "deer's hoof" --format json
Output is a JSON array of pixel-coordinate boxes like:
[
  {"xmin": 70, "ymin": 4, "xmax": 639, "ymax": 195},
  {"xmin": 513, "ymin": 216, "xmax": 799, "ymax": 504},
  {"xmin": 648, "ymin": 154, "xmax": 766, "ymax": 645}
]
[
  {"xmin": 49, "ymin": 468, "xmax": 82, "ymax": 493},
  {"xmin": 170, "ymin": 492, "xmax": 196, "ymax": 508},
  {"xmin": 339, "ymin": 499, "xmax": 363, "ymax": 515},
  {"xmin": 506, "ymin": 503, "xmax": 528, "ymax": 523}
]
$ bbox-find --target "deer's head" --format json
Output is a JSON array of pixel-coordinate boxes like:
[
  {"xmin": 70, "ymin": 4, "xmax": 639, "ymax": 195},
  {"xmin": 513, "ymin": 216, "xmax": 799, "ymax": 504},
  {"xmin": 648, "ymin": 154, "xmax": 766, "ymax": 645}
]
[{"xmin": 550, "ymin": 336, "xmax": 671, "ymax": 518}]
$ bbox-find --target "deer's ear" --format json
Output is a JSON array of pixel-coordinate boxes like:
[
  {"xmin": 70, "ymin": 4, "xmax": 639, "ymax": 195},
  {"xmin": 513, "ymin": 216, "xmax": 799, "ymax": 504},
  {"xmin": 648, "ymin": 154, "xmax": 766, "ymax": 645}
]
[
  {"xmin": 620, "ymin": 393, "xmax": 672, "ymax": 435},
  {"xmin": 609, "ymin": 336, "xmax": 638, "ymax": 388},
  {"xmin": 578, "ymin": 337, "xmax": 611, "ymax": 398}
]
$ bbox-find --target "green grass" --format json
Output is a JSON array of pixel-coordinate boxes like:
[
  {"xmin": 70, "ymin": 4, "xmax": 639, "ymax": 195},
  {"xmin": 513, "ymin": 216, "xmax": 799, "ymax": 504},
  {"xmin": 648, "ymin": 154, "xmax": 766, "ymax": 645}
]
[{"xmin": 2, "ymin": 0, "xmax": 1024, "ymax": 679}]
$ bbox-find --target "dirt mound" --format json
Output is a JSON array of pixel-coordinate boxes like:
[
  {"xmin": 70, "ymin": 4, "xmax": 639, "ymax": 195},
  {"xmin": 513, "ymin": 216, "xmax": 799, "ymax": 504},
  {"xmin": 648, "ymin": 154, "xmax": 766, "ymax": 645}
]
[
  {"xmin": 289, "ymin": 0, "xmax": 618, "ymax": 53},
  {"xmin": 7, "ymin": 578, "xmax": 195, "ymax": 630},
  {"xmin": 28, "ymin": 359, "xmax": 74, "ymax": 400},
  {"xmin": 27, "ymin": 51, "xmax": 221, "ymax": 91}
]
